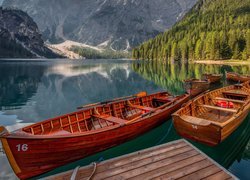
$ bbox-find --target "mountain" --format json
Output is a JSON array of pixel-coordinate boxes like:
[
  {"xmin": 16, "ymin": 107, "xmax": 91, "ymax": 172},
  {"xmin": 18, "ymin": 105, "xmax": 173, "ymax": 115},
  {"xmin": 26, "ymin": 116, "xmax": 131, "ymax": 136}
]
[
  {"xmin": 132, "ymin": 0, "xmax": 250, "ymax": 61},
  {"xmin": 2, "ymin": 0, "xmax": 197, "ymax": 51},
  {"xmin": 0, "ymin": 8, "xmax": 61, "ymax": 58}
]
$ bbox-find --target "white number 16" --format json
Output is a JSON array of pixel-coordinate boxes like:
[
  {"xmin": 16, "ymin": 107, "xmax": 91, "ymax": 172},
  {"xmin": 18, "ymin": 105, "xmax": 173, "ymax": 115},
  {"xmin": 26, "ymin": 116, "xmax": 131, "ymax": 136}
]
[{"xmin": 16, "ymin": 144, "xmax": 28, "ymax": 152}]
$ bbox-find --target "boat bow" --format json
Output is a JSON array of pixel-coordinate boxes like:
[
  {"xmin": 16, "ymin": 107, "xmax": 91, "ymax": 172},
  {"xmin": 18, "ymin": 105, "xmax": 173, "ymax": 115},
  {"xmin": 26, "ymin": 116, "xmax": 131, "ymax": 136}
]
[{"xmin": 0, "ymin": 126, "xmax": 9, "ymax": 137}]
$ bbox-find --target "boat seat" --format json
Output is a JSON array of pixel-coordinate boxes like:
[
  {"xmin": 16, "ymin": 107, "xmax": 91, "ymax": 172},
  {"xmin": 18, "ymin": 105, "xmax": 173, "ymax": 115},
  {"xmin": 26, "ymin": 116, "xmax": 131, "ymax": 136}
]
[
  {"xmin": 223, "ymin": 90, "xmax": 248, "ymax": 98},
  {"xmin": 214, "ymin": 97, "xmax": 245, "ymax": 104},
  {"xmin": 92, "ymin": 115, "xmax": 126, "ymax": 125},
  {"xmin": 198, "ymin": 104, "xmax": 237, "ymax": 113},
  {"xmin": 181, "ymin": 115, "xmax": 211, "ymax": 126},
  {"xmin": 153, "ymin": 97, "xmax": 171, "ymax": 103},
  {"xmin": 127, "ymin": 104, "xmax": 155, "ymax": 111}
]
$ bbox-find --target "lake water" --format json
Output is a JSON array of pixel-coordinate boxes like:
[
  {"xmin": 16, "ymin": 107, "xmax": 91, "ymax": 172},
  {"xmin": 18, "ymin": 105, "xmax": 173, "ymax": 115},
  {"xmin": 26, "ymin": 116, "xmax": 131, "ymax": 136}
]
[{"xmin": 0, "ymin": 59, "xmax": 249, "ymax": 180}]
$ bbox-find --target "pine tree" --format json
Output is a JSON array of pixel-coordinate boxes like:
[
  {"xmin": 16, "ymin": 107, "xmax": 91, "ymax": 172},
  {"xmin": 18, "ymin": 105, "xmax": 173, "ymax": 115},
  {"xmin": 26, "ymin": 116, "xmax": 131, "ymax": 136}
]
[{"xmin": 132, "ymin": 0, "xmax": 250, "ymax": 61}]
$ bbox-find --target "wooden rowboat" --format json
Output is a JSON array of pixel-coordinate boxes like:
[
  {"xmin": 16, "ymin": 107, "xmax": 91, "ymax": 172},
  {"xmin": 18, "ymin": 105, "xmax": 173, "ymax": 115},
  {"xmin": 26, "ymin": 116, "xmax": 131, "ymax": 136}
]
[
  {"xmin": 0, "ymin": 91, "xmax": 189, "ymax": 179},
  {"xmin": 172, "ymin": 81, "xmax": 250, "ymax": 146},
  {"xmin": 184, "ymin": 78, "xmax": 210, "ymax": 97},
  {"xmin": 226, "ymin": 72, "xmax": 250, "ymax": 82},
  {"xmin": 202, "ymin": 73, "xmax": 222, "ymax": 83}
]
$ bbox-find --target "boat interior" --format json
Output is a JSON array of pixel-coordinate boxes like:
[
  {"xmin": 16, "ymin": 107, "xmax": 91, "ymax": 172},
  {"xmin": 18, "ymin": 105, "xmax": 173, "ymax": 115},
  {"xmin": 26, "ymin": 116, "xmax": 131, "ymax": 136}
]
[
  {"xmin": 179, "ymin": 85, "xmax": 250, "ymax": 125},
  {"xmin": 21, "ymin": 92, "xmax": 183, "ymax": 136}
]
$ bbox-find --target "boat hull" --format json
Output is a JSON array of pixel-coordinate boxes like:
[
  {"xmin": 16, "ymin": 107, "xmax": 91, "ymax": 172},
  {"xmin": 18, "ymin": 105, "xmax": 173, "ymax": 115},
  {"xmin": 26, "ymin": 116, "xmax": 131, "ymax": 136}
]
[
  {"xmin": 184, "ymin": 80, "xmax": 210, "ymax": 97},
  {"xmin": 173, "ymin": 83, "xmax": 250, "ymax": 146},
  {"xmin": 172, "ymin": 115, "xmax": 221, "ymax": 146},
  {"xmin": 173, "ymin": 109, "xmax": 249, "ymax": 146},
  {"xmin": 1, "ymin": 95, "xmax": 189, "ymax": 179},
  {"xmin": 203, "ymin": 74, "xmax": 222, "ymax": 83},
  {"xmin": 226, "ymin": 72, "xmax": 250, "ymax": 82}
]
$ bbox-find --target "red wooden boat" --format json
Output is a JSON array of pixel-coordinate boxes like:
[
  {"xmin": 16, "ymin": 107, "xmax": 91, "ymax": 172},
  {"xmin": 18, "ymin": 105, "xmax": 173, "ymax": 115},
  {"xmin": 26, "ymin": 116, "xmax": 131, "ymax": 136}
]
[
  {"xmin": 0, "ymin": 91, "xmax": 189, "ymax": 179},
  {"xmin": 202, "ymin": 73, "xmax": 222, "ymax": 83},
  {"xmin": 184, "ymin": 78, "xmax": 210, "ymax": 97},
  {"xmin": 226, "ymin": 72, "xmax": 250, "ymax": 82}
]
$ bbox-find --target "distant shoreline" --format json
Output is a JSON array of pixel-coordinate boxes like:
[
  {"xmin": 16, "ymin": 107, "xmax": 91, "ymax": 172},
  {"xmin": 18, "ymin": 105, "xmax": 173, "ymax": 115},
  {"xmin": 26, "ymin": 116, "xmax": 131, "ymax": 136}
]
[{"xmin": 193, "ymin": 60, "xmax": 250, "ymax": 65}]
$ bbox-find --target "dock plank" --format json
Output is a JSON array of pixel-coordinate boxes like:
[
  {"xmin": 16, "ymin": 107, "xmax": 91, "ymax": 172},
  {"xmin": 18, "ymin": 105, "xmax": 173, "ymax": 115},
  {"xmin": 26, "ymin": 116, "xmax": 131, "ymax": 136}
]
[
  {"xmin": 203, "ymin": 171, "xmax": 232, "ymax": 180},
  {"xmin": 92, "ymin": 146, "xmax": 193, "ymax": 179},
  {"xmin": 154, "ymin": 159, "xmax": 213, "ymax": 179},
  {"xmin": 46, "ymin": 139, "xmax": 237, "ymax": 180},
  {"xmin": 97, "ymin": 149, "xmax": 196, "ymax": 179},
  {"xmin": 126, "ymin": 154, "xmax": 205, "ymax": 180},
  {"xmin": 77, "ymin": 141, "xmax": 188, "ymax": 179},
  {"xmin": 178, "ymin": 165, "xmax": 222, "ymax": 180}
]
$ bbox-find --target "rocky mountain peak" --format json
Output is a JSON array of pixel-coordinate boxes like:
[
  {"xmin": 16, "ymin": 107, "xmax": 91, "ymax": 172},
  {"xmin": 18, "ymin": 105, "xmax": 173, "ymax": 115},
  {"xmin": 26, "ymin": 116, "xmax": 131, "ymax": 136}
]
[
  {"xmin": 3, "ymin": 0, "xmax": 197, "ymax": 51},
  {"xmin": 0, "ymin": 7, "xmax": 61, "ymax": 58}
]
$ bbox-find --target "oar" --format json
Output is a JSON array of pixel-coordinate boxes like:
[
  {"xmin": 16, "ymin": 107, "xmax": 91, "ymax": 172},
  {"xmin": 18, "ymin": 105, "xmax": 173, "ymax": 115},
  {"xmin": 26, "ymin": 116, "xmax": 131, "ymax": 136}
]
[{"xmin": 77, "ymin": 91, "xmax": 147, "ymax": 109}]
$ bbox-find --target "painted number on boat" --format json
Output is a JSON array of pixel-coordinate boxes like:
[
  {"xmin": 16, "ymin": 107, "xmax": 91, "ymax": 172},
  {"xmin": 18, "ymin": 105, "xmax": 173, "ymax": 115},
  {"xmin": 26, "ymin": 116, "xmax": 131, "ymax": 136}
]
[
  {"xmin": 16, "ymin": 144, "xmax": 28, "ymax": 152},
  {"xmin": 192, "ymin": 125, "xmax": 198, "ymax": 129}
]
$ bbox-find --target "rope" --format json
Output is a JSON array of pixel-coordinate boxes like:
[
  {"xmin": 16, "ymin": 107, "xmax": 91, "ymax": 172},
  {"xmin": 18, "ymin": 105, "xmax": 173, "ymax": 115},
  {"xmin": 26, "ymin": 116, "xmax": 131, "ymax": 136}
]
[
  {"xmin": 87, "ymin": 162, "xmax": 97, "ymax": 180},
  {"xmin": 156, "ymin": 122, "xmax": 173, "ymax": 146},
  {"xmin": 70, "ymin": 166, "xmax": 80, "ymax": 180},
  {"xmin": 0, "ymin": 147, "xmax": 4, "ymax": 154}
]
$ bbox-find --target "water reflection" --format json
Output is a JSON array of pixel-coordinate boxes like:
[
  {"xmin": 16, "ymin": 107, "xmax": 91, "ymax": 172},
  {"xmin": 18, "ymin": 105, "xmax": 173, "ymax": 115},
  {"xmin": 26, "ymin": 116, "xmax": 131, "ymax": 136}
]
[
  {"xmin": 0, "ymin": 63, "xmax": 45, "ymax": 110},
  {"xmin": 132, "ymin": 60, "xmax": 250, "ymax": 180},
  {"xmin": 0, "ymin": 60, "xmax": 249, "ymax": 180},
  {"xmin": 132, "ymin": 61, "xmax": 250, "ymax": 94},
  {"xmin": 0, "ymin": 60, "xmax": 163, "ymax": 179},
  {"xmin": 1, "ymin": 60, "xmax": 163, "ymax": 124}
]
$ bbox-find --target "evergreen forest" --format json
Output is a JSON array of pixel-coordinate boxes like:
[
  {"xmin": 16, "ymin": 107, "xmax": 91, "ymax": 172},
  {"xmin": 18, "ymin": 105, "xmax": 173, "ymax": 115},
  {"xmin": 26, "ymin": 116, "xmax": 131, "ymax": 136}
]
[{"xmin": 132, "ymin": 0, "xmax": 250, "ymax": 61}]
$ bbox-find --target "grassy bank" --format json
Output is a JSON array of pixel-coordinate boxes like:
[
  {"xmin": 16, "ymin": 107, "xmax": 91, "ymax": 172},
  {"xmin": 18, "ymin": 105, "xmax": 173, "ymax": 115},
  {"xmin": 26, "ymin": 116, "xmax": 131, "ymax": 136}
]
[{"xmin": 194, "ymin": 59, "xmax": 250, "ymax": 65}]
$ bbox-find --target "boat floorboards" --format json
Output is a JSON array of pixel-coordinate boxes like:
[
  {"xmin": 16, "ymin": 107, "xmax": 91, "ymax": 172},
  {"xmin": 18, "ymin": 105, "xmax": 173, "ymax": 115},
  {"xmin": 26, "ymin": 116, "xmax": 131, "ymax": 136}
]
[
  {"xmin": 197, "ymin": 110, "xmax": 233, "ymax": 123},
  {"xmin": 46, "ymin": 139, "xmax": 237, "ymax": 180}
]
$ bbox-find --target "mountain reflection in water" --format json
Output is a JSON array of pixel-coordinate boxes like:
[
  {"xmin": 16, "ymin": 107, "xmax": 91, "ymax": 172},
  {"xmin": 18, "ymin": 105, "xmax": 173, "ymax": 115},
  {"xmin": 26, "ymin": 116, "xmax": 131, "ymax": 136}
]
[{"xmin": 0, "ymin": 60, "xmax": 249, "ymax": 180}]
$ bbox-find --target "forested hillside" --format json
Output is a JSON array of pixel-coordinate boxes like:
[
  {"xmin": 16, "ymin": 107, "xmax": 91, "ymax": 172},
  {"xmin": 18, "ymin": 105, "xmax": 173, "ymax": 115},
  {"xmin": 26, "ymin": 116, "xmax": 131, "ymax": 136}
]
[{"xmin": 132, "ymin": 0, "xmax": 250, "ymax": 61}]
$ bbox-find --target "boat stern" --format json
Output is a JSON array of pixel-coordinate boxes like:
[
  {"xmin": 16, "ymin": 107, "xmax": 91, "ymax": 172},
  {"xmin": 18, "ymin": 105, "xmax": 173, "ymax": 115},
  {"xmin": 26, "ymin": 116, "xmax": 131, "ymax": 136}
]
[{"xmin": 172, "ymin": 115, "xmax": 221, "ymax": 146}]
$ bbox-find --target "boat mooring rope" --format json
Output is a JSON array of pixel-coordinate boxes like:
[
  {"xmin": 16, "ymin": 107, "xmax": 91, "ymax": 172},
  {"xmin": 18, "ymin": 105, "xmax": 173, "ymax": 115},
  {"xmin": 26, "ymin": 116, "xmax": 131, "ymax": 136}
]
[
  {"xmin": 70, "ymin": 166, "xmax": 80, "ymax": 180},
  {"xmin": 87, "ymin": 162, "xmax": 97, "ymax": 180},
  {"xmin": 0, "ymin": 147, "xmax": 5, "ymax": 154},
  {"xmin": 156, "ymin": 122, "xmax": 173, "ymax": 146}
]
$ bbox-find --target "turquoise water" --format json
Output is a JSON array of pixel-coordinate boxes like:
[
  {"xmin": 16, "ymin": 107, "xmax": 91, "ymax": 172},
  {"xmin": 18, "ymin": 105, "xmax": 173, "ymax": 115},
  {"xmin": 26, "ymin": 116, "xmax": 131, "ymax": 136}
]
[{"xmin": 0, "ymin": 59, "xmax": 249, "ymax": 180}]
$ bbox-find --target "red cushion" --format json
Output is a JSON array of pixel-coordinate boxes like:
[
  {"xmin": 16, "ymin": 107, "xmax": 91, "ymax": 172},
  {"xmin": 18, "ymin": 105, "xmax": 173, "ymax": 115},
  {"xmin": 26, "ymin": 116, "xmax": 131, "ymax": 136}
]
[{"xmin": 216, "ymin": 101, "xmax": 234, "ymax": 108}]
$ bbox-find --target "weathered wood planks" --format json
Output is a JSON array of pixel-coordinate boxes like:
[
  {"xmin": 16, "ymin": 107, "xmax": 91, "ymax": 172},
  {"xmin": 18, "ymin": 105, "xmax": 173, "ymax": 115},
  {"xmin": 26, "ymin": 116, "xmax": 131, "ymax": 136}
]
[{"xmin": 46, "ymin": 139, "xmax": 237, "ymax": 180}]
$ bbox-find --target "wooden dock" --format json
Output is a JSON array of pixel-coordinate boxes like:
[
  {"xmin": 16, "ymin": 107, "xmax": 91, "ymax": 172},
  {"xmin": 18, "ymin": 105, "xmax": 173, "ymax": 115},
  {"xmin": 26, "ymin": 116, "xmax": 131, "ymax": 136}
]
[{"xmin": 46, "ymin": 139, "xmax": 237, "ymax": 180}]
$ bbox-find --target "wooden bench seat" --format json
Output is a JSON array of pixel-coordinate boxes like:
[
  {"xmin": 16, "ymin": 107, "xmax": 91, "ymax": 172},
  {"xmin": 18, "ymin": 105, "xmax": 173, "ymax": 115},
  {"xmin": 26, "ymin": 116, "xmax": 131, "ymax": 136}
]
[
  {"xmin": 92, "ymin": 115, "xmax": 126, "ymax": 125},
  {"xmin": 214, "ymin": 97, "xmax": 245, "ymax": 104},
  {"xmin": 198, "ymin": 104, "xmax": 237, "ymax": 113},
  {"xmin": 223, "ymin": 90, "xmax": 248, "ymax": 98},
  {"xmin": 128, "ymin": 104, "xmax": 155, "ymax": 111},
  {"xmin": 181, "ymin": 115, "xmax": 212, "ymax": 126},
  {"xmin": 153, "ymin": 97, "xmax": 171, "ymax": 103}
]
